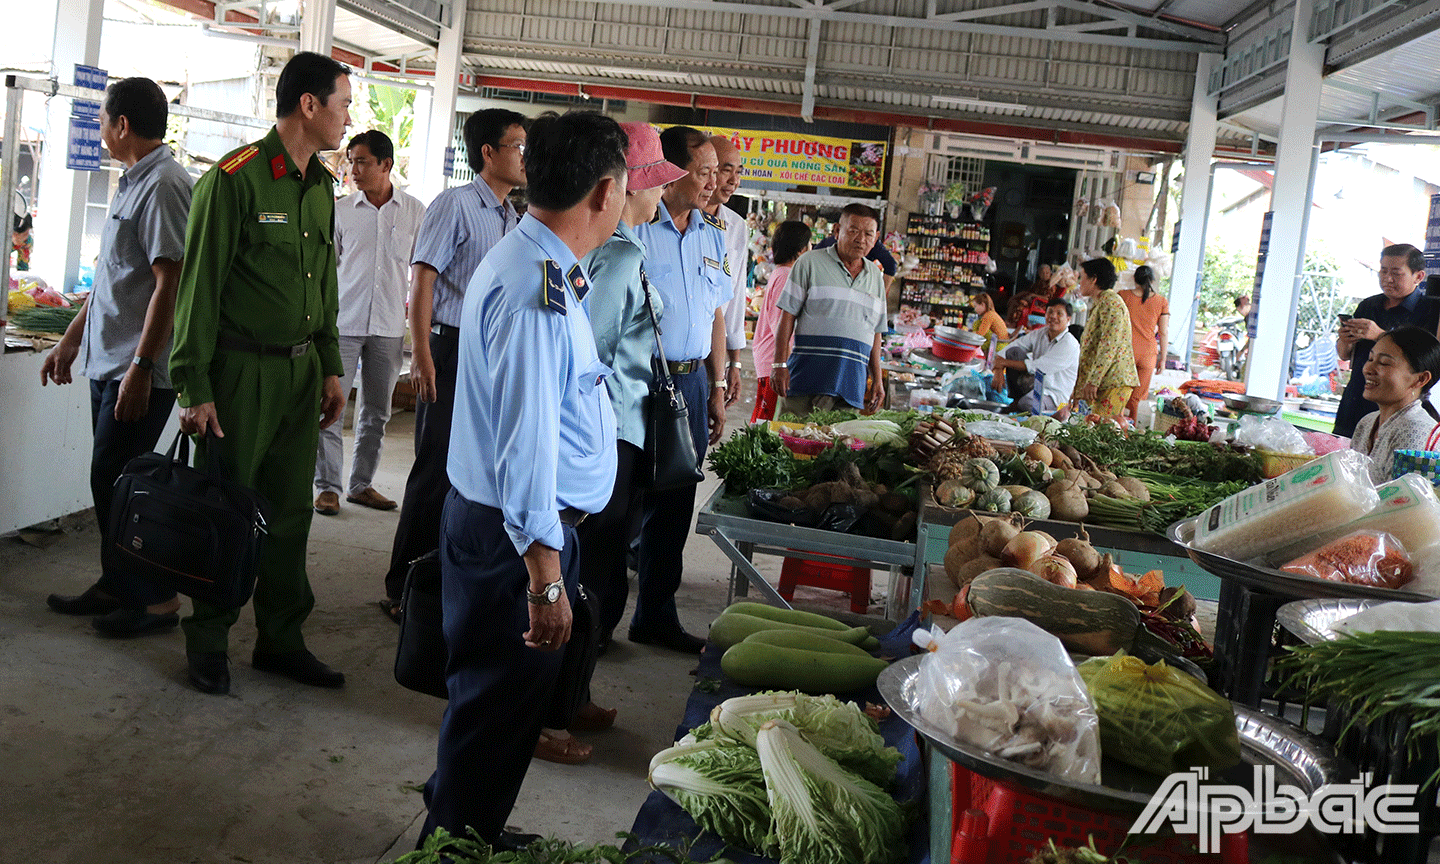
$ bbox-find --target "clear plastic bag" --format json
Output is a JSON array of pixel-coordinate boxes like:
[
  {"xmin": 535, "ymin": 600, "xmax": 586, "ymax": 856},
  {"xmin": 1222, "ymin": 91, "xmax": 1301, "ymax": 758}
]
[
  {"xmin": 1234, "ymin": 414, "xmax": 1313, "ymax": 455},
  {"xmin": 908, "ymin": 617, "xmax": 1101, "ymax": 784},
  {"xmin": 1077, "ymin": 652, "xmax": 1241, "ymax": 777},
  {"xmin": 1280, "ymin": 529, "xmax": 1413, "ymax": 589}
]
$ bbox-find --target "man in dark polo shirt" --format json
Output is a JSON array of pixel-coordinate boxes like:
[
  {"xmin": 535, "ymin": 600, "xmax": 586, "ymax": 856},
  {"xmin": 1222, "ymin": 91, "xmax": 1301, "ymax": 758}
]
[{"xmin": 1334, "ymin": 243, "xmax": 1437, "ymax": 437}]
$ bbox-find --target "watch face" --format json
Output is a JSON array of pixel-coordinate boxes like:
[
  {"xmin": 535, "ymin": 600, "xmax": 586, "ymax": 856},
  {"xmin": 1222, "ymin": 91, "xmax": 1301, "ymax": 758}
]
[{"xmin": 546, "ymin": 582, "xmax": 563, "ymax": 603}]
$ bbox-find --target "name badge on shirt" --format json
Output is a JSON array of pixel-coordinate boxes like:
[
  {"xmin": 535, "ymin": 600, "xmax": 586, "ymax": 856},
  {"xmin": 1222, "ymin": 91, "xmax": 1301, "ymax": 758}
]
[
  {"xmin": 704, "ymin": 257, "xmax": 721, "ymax": 270},
  {"xmin": 257, "ymin": 212, "xmax": 288, "ymax": 224}
]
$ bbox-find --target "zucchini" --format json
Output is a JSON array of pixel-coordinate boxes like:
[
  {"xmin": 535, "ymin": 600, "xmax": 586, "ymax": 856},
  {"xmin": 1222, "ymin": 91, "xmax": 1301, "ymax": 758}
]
[
  {"xmin": 743, "ymin": 628, "xmax": 875, "ymax": 657},
  {"xmin": 965, "ymin": 567, "xmax": 1140, "ymax": 656},
  {"xmin": 723, "ymin": 601, "xmax": 850, "ymax": 631},
  {"xmin": 709, "ymin": 611, "xmax": 873, "ymax": 649},
  {"xmin": 721, "ymin": 641, "xmax": 888, "ymax": 693}
]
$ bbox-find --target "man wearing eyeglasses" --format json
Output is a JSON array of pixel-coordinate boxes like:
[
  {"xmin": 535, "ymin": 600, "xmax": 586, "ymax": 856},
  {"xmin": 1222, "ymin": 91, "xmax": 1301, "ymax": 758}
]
[{"xmin": 380, "ymin": 109, "xmax": 527, "ymax": 621}]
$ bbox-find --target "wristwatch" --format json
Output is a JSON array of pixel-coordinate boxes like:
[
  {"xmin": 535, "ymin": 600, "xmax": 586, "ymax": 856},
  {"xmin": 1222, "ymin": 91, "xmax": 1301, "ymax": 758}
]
[
  {"xmin": 527, "ymin": 579, "xmax": 563, "ymax": 605},
  {"xmin": 132, "ymin": 355, "xmax": 155, "ymax": 371},
  {"xmin": 713, "ymin": 380, "xmax": 728, "ymax": 389}
]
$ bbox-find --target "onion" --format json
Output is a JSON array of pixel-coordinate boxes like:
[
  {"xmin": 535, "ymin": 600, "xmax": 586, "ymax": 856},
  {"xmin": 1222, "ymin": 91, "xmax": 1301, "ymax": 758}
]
[
  {"xmin": 1027, "ymin": 554, "xmax": 1078, "ymax": 588},
  {"xmin": 979, "ymin": 516, "xmax": 1022, "ymax": 558},
  {"xmin": 1001, "ymin": 530, "xmax": 1057, "ymax": 569}
]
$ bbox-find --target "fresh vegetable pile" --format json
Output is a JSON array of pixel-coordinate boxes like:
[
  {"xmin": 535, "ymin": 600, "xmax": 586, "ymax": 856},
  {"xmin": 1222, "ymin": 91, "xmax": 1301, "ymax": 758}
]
[
  {"xmin": 649, "ymin": 692, "xmax": 907, "ymax": 864},
  {"xmin": 928, "ymin": 514, "xmax": 1211, "ymax": 661},
  {"xmin": 1277, "ymin": 630, "xmax": 1440, "ymax": 788},
  {"xmin": 711, "ymin": 602, "xmax": 887, "ymax": 693}
]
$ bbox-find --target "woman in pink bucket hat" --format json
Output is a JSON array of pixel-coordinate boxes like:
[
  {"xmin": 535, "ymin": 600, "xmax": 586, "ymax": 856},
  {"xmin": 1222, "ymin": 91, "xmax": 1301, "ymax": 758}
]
[{"xmin": 535, "ymin": 123, "xmax": 687, "ymax": 765}]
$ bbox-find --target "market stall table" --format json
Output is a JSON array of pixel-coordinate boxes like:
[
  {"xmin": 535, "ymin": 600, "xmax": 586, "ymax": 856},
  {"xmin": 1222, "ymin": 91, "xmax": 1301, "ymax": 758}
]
[
  {"xmin": 1168, "ymin": 517, "xmax": 1432, "ymax": 709},
  {"xmin": 694, "ymin": 485, "xmax": 918, "ymax": 620}
]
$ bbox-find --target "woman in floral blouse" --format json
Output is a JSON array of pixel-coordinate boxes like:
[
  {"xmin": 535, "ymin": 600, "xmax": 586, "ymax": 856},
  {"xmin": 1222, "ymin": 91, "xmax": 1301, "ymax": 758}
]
[
  {"xmin": 1068, "ymin": 257, "xmax": 1139, "ymax": 420},
  {"xmin": 1349, "ymin": 326, "xmax": 1440, "ymax": 484}
]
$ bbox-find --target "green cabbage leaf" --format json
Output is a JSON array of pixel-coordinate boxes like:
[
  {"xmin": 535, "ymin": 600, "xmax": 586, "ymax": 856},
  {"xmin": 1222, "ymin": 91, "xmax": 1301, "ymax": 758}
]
[
  {"xmin": 647, "ymin": 738, "xmax": 777, "ymax": 856},
  {"xmin": 712, "ymin": 692, "xmax": 902, "ymax": 787}
]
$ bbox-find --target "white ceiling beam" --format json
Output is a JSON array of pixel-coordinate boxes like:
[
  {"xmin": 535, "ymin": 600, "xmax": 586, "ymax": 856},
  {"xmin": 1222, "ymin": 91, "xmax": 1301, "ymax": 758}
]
[
  {"xmin": 801, "ymin": 16, "xmax": 820, "ymax": 121},
  {"xmin": 930, "ymin": 1, "xmax": 1053, "ymax": 23},
  {"xmin": 1052, "ymin": 1, "xmax": 1223, "ymax": 43},
  {"xmin": 571, "ymin": 0, "xmax": 1221, "ymax": 53}
]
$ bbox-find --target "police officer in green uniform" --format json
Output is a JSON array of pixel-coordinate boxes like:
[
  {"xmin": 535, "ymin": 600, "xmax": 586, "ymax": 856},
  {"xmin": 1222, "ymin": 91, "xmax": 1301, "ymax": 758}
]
[{"xmin": 169, "ymin": 52, "xmax": 351, "ymax": 695}]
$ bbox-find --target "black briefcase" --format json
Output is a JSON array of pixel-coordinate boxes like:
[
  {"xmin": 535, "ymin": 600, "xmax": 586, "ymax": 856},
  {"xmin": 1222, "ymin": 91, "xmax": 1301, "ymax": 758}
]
[
  {"xmin": 394, "ymin": 550, "xmax": 448, "ymax": 699},
  {"xmin": 103, "ymin": 431, "xmax": 270, "ymax": 610},
  {"xmin": 394, "ymin": 549, "xmax": 601, "ymax": 717}
]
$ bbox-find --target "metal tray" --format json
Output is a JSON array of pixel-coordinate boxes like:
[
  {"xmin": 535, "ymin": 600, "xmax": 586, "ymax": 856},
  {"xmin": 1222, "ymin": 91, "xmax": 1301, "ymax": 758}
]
[
  {"xmin": 1276, "ymin": 598, "xmax": 1381, "ymax": 645},
  {"xmin": 880, "ymin": 654, "xmax": 1347, "ymax": 815},
  {"xmin": 1167, "ymin": 517, "xmax": 1433, "ymax": 602}
]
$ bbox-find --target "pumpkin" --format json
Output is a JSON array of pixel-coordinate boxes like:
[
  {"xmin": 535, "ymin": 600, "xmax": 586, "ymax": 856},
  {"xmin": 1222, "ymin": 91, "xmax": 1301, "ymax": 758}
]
[
  {"xmin": 960, "ymin": 457, "xmax": 1001, "ymax": 493},
  {"xmin": 1013, "ymin": 489, "xmax": 1051, "ymax": 519},
  {"xmin": 976, "ymin": 487, "xmax": 1012, "ymax": 513}
]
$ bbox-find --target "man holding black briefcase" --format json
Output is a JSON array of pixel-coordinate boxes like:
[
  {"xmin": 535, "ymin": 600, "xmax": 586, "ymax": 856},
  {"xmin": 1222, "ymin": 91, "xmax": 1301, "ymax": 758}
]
[{"xmin": 168, "ymin": 52, "xmax": 351, "ymax": 695}]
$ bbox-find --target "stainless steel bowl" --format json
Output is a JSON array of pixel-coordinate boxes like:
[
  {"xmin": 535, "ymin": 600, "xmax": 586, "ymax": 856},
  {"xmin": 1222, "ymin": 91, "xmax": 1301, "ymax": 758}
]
[{"xmin": 1223, "ymin": 393, "xmax": 1282, "ymax": 415}]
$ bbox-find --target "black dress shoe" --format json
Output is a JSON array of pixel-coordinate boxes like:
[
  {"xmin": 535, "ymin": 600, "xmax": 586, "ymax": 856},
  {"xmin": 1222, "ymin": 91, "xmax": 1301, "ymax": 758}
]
[
  {"xmin": 92, "ymin": 609, "xmax": 179, "ymax": 637},
  {"xmin": 628, "ymin": 626, "xmax": 705, "ymax": 655},
  {"xmin": 187, "ymin": 651, "xmax": 230, "ymax": 695},
  {"xmin": 493, "ymin": 831, "xmax": 543, "ymax": 852},
  {"xmin": 251, "ymin": 650, "xmax": 345, "ymax": 688},
  {"xmin": 47, "ymin": 586, "xmax": 119, "ymax": 616}
]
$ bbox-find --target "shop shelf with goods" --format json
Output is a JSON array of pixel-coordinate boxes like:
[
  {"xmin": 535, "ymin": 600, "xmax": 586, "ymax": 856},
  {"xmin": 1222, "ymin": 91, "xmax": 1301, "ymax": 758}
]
[{"xmin": 898, "ymin": 212, "xmax": 992, "ymax": 329}]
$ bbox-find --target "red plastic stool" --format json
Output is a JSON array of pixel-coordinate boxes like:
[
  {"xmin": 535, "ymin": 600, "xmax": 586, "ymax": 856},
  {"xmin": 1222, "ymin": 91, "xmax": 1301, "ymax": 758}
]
[{"xmin": 777, "ymin": 557, "xmax": 872, "ymax": 614}]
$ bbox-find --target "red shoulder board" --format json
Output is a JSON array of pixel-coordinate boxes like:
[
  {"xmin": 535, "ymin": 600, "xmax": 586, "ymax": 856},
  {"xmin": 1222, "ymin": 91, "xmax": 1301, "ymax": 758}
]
[{"xmin": 219, "ymin": 145, "xmax": 259, "ymax": 175}]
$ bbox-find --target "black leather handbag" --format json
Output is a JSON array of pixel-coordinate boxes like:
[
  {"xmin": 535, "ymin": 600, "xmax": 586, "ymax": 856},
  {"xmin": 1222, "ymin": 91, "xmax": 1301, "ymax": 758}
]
[
  {"xmin": 104, "ymin": 431, "xmax": 270, "ymax": 610},
  {"xmin": 394, "ymin": 549, "xmax": 601, "ymax": 720},
  {"xmin": 394, "ymin": 550, "xmax": 447, "ymax": 699},
  {"xmin": 639, "ymin": 268, "xmax": 705, "ymax": 492}
]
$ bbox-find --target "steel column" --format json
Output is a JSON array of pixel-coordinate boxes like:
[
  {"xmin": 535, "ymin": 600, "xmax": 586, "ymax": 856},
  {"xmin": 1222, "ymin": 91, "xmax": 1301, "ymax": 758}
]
[
  {"xmin": 415, "ymin": 5, "xmax": 461, "ymax": 202},
  {"xmin": 31, "ymin": 0, "xmax": 104, "ymax": 291},
  {"xmin": 1168, "ymin": 53, "xmax": 1217, "ymax": 346},
  {"xmin": 1248, "ymin": 0, "xmax": 1325, "ymax": 401},
  {"xmin": 300, "ymin": 0, "xmax": 338, "ymax": 56}
]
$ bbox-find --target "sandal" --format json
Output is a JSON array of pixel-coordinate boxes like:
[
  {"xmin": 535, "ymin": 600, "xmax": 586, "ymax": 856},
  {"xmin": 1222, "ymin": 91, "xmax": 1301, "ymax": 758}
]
[
  {"xmin": 569, "ymin": 701, "xmax": 617, "ymax": 733},
  {"xmin": 378, "ymin": 599, "xmax": 403, "ymax": 625},
  {"xmin": 534, "ymin": 731, "xmax": 592, "ymax": 764}
]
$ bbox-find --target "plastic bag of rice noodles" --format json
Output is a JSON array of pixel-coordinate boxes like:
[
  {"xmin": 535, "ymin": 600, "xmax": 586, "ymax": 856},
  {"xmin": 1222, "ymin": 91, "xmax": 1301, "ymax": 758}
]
[
  {"xmin": 1330, "ymin": 599, "xmax": 1440, "ymax": 635},
  {"xmin": 1190, "ymin": 449, "xmax": 1378, "ymax": 562},
  {"xmin": 1264, "ymin": 473, "xmax": 1440, "ymax": 566}
]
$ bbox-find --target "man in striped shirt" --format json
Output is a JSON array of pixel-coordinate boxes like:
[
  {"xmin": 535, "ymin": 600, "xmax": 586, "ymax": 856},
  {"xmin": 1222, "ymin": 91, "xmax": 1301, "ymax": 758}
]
[
  {"xmin": 771, "ymin": 203, "xmax": 887, "ymax": 417},
  {"xmin": 381, "ymin": 109, "xmax": 527, "ymax": 618}
]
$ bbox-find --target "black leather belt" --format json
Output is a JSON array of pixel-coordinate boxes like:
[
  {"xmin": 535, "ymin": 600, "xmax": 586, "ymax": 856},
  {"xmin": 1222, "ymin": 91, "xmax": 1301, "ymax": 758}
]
[
  {"xmin": 668, "ymin": 359, "xmax": 701, "ymax": 375},
  {"xmin": 431, "ymin": 323, "xmax": 459, "ymax": 337},
  {"xmin": 217, "ymin": 332, "xmax": 312, "ymax": 359},
  {"xmin": 559, "ymin": 507, "xmax": 587, "ymax": 526}
]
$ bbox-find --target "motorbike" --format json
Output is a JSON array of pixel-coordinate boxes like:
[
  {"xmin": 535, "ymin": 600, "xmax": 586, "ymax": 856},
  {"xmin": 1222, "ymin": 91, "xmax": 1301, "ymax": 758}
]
[{"xmin": 1191, "ymin": 315, "xmax": 1248, "ymax": 380}]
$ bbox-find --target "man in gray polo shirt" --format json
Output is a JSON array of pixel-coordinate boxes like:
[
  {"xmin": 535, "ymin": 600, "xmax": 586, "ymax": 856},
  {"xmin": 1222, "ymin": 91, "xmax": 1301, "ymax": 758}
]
[
  {"xmin": 41, "ymin": 77, "xmax": 193, "ymax": 637},
  {"xmin": 771, "ymin": 202, "xmax": 887, "ymax": 418}
]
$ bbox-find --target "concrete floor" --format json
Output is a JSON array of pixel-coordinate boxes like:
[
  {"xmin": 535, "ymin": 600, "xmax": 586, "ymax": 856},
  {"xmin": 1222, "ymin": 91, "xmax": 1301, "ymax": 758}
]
[{"xmin": 0, "ymin": 388, "xmax": 803, "ymax": 864}]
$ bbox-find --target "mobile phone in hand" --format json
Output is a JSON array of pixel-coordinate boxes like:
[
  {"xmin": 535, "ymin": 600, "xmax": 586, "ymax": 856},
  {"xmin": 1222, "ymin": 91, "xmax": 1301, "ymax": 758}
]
[{"xmin": 1338, "ymin": 314, "xmax": 1353, "ymax": 324}]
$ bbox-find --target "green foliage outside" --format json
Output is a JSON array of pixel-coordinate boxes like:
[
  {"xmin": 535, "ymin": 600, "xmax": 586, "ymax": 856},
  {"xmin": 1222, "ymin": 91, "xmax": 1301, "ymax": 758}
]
[
  {"xmin": 1190, "ymin": 244, "xmax": 1344, "ymax": 335},
  {"xmin": 349, "ymin": 82, "xmax": 416, "ymax": 183}
]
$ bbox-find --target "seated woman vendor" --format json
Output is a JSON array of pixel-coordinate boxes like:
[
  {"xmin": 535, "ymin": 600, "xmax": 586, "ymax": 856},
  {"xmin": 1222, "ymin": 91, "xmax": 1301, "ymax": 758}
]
[
  {"xmin": 1349, "ymin": 325, "xmax": 1440, "ymax": 485},
  {"xmin": 967, "ymin": 291, "xmax": 1009, "ymax": 342}
]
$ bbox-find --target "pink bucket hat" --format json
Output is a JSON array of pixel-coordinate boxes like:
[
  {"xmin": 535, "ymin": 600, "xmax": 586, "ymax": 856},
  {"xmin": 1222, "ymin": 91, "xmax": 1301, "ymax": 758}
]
[{"xmin": 620, "ymin": 122, "xmax": 689, "ymax": 190}]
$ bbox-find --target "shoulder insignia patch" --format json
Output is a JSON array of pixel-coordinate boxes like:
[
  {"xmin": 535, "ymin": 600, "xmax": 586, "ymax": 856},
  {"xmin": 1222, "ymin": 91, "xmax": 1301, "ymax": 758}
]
[
  {"xmin": 270, "ymin": 154, "xmax": 288, "ymax": 181},
  {"xmin": 723, "ymin": 255, "xmax": 732, "ymax": 277},
  {"xmin": 220, "ymin": 145, "xmax": 259, "ymax": 175},
  {"xmin": 701, "ymin": 211, "xmax": 726, "ymax": 231},
  {"xmin": 567, "ymin": 263, "xmax": 589, "ymax": 303},
  {"xmin": 542, "ymin": 260, "xmax": 567, "ymax": 315}
]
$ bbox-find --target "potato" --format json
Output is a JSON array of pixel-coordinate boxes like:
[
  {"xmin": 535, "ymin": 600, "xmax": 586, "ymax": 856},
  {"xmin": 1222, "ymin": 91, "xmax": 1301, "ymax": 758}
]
[
  {"xmin": 954, "ymin": 554, "xmax": 1004, "ymax": 586},
  {"xmin": 1048, "ymin": 487, "xmax": 1089, "ymax": 522},
  {"xmin": 1116, "ymin": 476, "xmax": 1151, "ymax": 502},
  {"xmin": 1099, "ymin": 479, "xmax": 1133, "ymax": 499},
  {"xmin": 1024, "ymin": 442, "xmax": 1053, "ymax": 467}
]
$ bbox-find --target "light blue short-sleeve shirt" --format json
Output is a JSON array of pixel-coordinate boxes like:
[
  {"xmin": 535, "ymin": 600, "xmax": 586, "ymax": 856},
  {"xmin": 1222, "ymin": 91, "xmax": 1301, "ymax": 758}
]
[
  {"xmin": 448, "ymin": 213, "xmax": 618, "ymax": 555},
  {"xmin": 634, "ymin": 205, "xmax": 730, "ymax": 362},
  {"xmin": 411, "ymin": 178, "xmax": 517, "ymax": 328}
]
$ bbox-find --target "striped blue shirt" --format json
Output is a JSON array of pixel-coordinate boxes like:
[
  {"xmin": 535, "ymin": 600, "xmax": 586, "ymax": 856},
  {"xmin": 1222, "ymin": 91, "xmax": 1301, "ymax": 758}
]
[
  {"xmin": 411, "ymin": 177, "xmax": 517, "ymax": 327},
  {"xmin": 777, "ymin": 245, "xmax": 887, "ymax": 408}
]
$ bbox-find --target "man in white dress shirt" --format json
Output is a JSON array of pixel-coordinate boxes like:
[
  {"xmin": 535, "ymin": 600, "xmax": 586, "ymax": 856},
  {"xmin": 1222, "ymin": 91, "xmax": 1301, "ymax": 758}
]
[
  {"xmin": 707, "ymin": 134, "xmax": 748, "ymax": 405},
  {"xmin": 314, "ymin": 130, "xmax": 425, "ymax": 515}
]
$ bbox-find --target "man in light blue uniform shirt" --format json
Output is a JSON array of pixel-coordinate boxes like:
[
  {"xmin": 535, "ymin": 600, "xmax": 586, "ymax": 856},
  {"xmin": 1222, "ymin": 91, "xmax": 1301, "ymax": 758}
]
[
  {"xmin": 419, "ymin": 111, "xmax": 627, "ymax": 851},
  {"xmin": 629, "ymin": 126, "xmax": 729, "ymax": 654}
]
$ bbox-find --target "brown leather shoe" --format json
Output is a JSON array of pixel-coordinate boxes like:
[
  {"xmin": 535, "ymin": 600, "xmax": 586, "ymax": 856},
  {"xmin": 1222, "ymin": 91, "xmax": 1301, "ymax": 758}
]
[
  {"xmin": 314, "ymin": 491, "xmax": 340, "ymax": 515},
  {"xmin": 534, "ymin": 731, "xmax": 592, "ymax": 764},
  {"xmin": 345, "ymin": 487, "xmax": 397, "ymax": 510}
]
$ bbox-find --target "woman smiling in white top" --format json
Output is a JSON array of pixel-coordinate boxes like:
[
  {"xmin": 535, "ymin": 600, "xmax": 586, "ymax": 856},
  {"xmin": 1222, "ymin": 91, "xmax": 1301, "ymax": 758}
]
[{"xmin": 1349, "ymin": 326, "xmax": 1440, "ymax": 485}]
